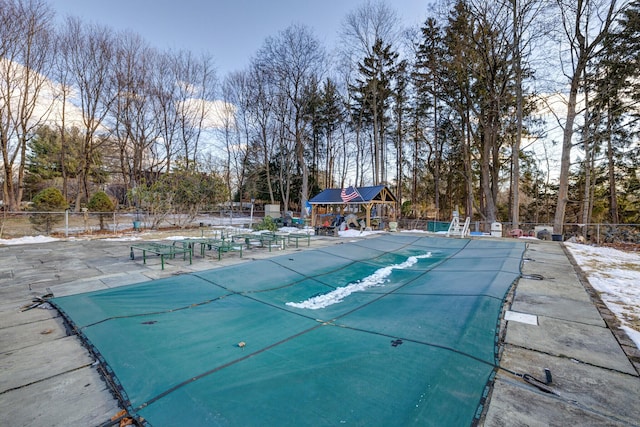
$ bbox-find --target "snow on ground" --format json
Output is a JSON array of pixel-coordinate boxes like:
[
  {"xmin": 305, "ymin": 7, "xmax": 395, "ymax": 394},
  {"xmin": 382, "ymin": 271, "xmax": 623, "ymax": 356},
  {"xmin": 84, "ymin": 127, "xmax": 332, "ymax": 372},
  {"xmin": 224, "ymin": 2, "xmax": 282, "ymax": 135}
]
[
  {"xmin": 0, "ymin": 235, "xmax": 60, "ymax": 245},
  {"xmin": 565, "ymin": 243, "xmax": 640, "ymax": 348}
]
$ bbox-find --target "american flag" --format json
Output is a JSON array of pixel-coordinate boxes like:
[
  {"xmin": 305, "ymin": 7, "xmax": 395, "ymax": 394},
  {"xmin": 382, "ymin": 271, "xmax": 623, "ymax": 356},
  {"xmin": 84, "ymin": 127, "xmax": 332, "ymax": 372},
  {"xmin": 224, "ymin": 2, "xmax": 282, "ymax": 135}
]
[{"xmin": 341, "ymin": 186, "xmax": 361, "ymax": 203}]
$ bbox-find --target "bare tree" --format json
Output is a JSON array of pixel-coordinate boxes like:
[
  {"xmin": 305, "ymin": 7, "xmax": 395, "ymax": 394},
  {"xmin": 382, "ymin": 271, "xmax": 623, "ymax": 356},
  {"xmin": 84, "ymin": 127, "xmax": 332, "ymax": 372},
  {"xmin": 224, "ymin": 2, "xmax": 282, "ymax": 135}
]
[
  {"xmin": 60, "ymin": 17, "xmax": 116, "ymax": 209},
  {"xmin": 151, "ymin": 50, "xmax": 181, "ymax": 176},
  {"xmin": 111, "ymin": 31, "xmax": 160, "ymax": 192},
  {"xmin": 52, "ymin": 24, "xmax": 74, "ymax": 201},
  {"xmin": 319, "ymin": 78, "xmax": 344, "ymax": 189},
  {"xmin": 219, "ymin": 74, "xmax": 248, "ymax": 211},
  {"xmin": 553, "ymin": 0, "xmax": 623, "ymax": 233},
  {"xmin": 508, "ymin": 0, "xmax": 546, "ymax": 229},
  {"xmin": 255, "ymin": 24, "xmax": 325, "ymax": 216},
  {"xmin": 172, "ymin": 50, "xmax": 217, "ymax": 170},
  {"xmin": 340, "ymin": 0, "xmax": 400, "ymax": 61},
  {"xmin": 0, "ymin": 0, "xmax": 54, "ymax": 211},
  {"xmin": 244, "ymin": 63, "xmax": 278, "ymax": 204}
]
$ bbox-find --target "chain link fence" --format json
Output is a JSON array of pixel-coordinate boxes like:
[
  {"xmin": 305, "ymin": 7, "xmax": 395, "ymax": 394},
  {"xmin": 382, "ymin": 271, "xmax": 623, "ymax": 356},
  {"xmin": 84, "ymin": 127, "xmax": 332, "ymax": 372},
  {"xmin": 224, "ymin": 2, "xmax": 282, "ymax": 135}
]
[
  {"xmin": 0, "ymin": 210, "xmax": 257, "ymax": 240},
  {"xmin": 397, "ymin": 218, "xmax": 640, "ymax": 244},
  {"xmin": 2, "ymin": 210, "xmax": 639, "ymax": 245}
]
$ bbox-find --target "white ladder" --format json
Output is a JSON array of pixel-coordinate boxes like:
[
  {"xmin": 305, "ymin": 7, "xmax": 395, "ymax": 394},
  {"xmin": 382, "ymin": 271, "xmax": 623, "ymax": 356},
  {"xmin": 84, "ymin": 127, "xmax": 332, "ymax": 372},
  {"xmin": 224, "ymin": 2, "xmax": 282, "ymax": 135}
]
[{"xmin": 447, "ymin": 216, "xmax": 470, "ymax": 238}]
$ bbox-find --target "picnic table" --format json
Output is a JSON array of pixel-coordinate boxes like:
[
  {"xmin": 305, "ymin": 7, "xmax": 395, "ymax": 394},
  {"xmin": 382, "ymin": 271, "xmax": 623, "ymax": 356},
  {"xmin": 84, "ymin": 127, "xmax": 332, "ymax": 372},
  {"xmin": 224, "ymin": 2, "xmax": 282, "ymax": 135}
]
[
  {"xmin": 232, "ymin": 233, "xmax": 263, "ymax": 250},
  {"xmin": 287, "ymin": 232, "xmax": 311, "ymax": 248},
  {"xmin": 129, "ymin": 242, "xmax": 192, "ymax": 270},
  {"xmin": 174, "ymin": 238, "xmax": 243, "ymax": 260},
  {"xmin": 172, "ymin": 238, "xmax": 212, "ymax": 257},
  {"xmin": 207, "ymin": 239, "xmax": 243, "ymax": 260},
  {"xmin": 232, "ymin": 232, "xmax": 286, "ymax": 251},
  {"xmin": 260, "ymin": 232, "xmax": 287, "ymax": 251}
]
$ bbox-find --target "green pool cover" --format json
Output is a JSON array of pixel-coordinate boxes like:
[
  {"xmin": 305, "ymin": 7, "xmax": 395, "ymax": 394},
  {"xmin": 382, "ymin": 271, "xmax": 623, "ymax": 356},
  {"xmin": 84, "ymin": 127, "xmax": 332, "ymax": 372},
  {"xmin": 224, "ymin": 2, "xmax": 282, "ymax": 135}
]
[{"xmin": 52, "ymin": 234, "xmax": 525, "ymax": 426}]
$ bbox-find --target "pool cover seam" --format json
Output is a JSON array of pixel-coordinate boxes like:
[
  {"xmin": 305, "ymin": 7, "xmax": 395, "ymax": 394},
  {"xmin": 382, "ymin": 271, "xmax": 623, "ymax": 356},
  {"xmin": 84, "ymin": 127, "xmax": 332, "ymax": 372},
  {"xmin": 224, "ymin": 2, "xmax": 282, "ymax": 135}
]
[
  {"xmin": 77, "ymin": 294, "xmax": 233, "ymax": 329},
  {"xmin": 332, "ymin": 323, "xmax": 498, "ymax": 368}
]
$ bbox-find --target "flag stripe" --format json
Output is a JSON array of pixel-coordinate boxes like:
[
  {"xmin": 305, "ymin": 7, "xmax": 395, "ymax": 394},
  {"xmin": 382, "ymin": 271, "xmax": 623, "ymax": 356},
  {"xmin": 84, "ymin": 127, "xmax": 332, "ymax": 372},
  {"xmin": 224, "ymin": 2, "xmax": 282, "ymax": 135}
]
[{"xmin": 341, "ymin": 186, "xmax": 360, "ymax": 203}]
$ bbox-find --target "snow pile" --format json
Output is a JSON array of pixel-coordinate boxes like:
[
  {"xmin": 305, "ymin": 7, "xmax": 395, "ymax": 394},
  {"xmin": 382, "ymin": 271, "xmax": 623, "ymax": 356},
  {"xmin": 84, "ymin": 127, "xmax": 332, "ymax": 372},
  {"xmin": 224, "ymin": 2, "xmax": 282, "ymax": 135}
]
[
  {"xmin": 337, "ymin": 228, "xmax": 384, "ymax": 238},
  {"xmin": 103, "ymin": 236, "xmax": 142, "ymax": 241},
  {"xmin": 0, "ymin": 235, "xmax": 60, "ymax": 245},
  {"xmin": 566, "ymin": 243, "xmax": 640, "ymax": 348},
  {"xmin": 286, "ymin": 252, "xmax": 432, "ymax": 310}
]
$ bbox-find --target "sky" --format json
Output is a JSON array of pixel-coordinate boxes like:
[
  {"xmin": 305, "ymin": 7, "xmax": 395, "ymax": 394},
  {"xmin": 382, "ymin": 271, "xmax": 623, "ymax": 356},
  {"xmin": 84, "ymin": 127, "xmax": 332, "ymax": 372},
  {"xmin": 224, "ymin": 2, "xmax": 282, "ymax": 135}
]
[{"xmin": 46, "ymin": 0, "xmax": 429, "ymax": 77}]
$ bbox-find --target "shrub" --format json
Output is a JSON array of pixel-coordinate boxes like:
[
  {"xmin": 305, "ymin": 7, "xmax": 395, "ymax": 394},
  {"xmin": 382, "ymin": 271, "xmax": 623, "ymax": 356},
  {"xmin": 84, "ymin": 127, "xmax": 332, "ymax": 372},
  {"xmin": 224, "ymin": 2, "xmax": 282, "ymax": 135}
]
[
  {"xmin": 88, "ymin": 191, "xmax": 115, "ymax": 230},
  {"xmin": 29, "ymin": 187, "xmax": 68, "ymax": 234},
  {"xmin": 253, "ymin": 216, "xmax": 278, "ymax": 232}
]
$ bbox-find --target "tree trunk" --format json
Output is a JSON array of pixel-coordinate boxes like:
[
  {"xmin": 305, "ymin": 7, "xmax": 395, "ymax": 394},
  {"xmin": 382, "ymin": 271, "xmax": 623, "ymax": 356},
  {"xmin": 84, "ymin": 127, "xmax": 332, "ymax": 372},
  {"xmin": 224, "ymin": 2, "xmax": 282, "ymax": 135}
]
[
  {"xmin": 607, "ymin": 105, "xmax": 618, "ymax": 224},
  {"xmin": 581, "ymin": 74, "xmax": 593, "ymax": 233},
  {"xmin": 554, "ymin": 75, "xmax": 580, "ymax": 234},
  {"xmin": 511, "ymin": 0, "xmax": 523, "ymax": 230},
  {"xmin": 480, "ymin": 130, "xmax": 498, "ymax": 224},
  {"xmin": 464, "ymin": 105, "xmax": 474, "ymax": 220},
  {"xmin": 554, "ymin": 0, "xmax": 618, "ymax": 234}
]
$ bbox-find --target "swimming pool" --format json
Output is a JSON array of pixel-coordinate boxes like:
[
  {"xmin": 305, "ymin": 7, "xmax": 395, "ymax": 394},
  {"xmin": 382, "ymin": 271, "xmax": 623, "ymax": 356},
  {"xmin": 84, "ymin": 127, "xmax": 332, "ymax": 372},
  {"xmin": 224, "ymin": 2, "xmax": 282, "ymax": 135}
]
[{"xmin": 52, "ymin": 234, "xmax": 525, "ymax": 426}]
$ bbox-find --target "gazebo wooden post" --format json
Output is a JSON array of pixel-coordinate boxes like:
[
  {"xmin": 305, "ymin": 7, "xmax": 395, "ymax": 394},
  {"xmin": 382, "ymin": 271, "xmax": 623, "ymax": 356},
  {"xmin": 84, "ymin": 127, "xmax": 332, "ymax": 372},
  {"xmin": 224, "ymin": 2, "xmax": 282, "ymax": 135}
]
[{"xmin": 364, "ymin": 203, "xmax": 373, "ymax": 228}]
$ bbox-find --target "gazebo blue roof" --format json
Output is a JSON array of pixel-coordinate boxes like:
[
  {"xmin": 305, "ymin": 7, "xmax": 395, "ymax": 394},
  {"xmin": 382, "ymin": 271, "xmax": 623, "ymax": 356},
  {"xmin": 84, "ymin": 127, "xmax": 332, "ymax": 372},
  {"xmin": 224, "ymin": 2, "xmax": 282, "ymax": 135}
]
[{"xmin": 309, "ymin": 185, "xmax": 396, "ymax": 205}]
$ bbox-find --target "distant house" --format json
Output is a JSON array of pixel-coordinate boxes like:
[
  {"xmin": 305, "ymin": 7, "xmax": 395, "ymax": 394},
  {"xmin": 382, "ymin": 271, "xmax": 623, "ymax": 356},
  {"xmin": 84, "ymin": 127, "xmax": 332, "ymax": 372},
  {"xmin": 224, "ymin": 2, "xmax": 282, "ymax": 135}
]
[{"xmin": 308, "ymin": 185, "xmax": 397, "ymax": 228}]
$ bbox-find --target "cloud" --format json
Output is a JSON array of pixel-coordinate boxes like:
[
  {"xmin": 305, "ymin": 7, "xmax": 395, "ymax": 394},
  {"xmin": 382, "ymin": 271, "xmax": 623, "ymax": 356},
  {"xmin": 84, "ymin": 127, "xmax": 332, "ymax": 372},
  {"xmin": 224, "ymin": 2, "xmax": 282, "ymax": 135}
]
[
  {"xmin": 0, "ymin": 57, "xmax": 86, "ymax": 130},
  {"xmin": 178, "ymin": 98, "xmax": 236, "ymax": 130}
]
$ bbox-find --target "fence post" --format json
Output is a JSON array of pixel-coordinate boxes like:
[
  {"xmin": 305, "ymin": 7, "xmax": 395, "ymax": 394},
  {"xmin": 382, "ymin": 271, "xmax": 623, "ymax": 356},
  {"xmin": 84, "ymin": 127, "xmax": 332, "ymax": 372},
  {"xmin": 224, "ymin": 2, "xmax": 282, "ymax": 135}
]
[
  {"xmin": 65, "ymin": 209, "xmax": 69, "ymax": 237},
  {"xmin": 250, "ymin": 199, "xmax": 255, "ymax": 228},
  {"xmin": 597, "ymin": 223, "xmax": 600, "ymax": 244}
]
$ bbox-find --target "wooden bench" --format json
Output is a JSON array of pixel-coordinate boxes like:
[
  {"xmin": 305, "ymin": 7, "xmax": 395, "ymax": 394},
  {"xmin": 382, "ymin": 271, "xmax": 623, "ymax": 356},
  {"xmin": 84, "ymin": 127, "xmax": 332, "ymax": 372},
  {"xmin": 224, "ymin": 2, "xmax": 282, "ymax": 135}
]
[{"xmin": 130, "ymin": 242, "xmax": 192, "ymax": 270}]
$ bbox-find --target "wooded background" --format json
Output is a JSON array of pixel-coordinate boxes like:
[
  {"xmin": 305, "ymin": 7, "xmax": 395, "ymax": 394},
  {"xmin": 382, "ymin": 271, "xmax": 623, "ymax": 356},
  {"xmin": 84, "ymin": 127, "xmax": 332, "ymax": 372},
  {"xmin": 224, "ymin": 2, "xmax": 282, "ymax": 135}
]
[{"xmin": 1, "ymin": 0, "xmax": 639, "ymax": 235}]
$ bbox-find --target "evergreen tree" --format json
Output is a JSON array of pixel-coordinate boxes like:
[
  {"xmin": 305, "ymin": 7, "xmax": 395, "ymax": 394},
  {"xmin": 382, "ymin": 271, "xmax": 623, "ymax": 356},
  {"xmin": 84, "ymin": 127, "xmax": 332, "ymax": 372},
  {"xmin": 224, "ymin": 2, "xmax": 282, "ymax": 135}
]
[
  {"xmin": 413, "ymin": 17, "xmax": 445, "ymax": 218},
  {"xmin": 441, "ymin": 0, "xmax": 478, "ymax": 218},
  {"xmin": 29, "ymin": 187, "xmax": 68, "ymax": 235},
  {"xmin": 26, "ymin": 126, "xmax": 92, "ymax": 205},
  {"xmin": 391, "ymin": 59, "xmax": 409, "ymax": 216},
  {"xmin": 87, "ymin": 191, "xmax": 115, "ymax": 230},
  {"xmin": 596, "ymin": 0, "xmax": 640, "ymax": 224},
  {"xmin": 351, "ymin": 38, "xmax": 399, "ymax": 184}
]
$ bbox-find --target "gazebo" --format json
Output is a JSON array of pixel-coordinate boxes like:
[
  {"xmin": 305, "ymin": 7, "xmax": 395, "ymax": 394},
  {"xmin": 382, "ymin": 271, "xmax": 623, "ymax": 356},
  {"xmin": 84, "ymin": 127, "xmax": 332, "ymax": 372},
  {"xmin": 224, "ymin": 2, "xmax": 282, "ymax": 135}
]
[{"xmin": 308, "ymin": 185, "xmax": 398, "ymax": 229}]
